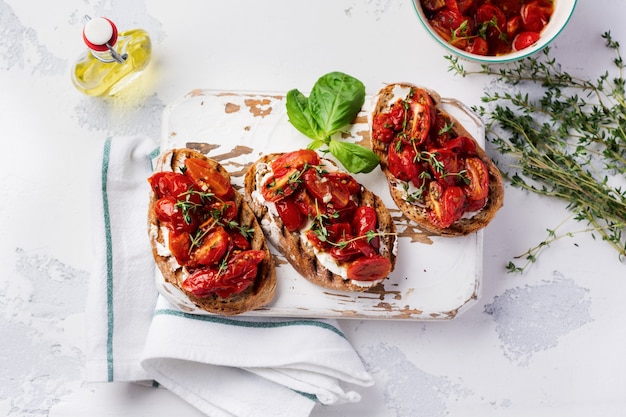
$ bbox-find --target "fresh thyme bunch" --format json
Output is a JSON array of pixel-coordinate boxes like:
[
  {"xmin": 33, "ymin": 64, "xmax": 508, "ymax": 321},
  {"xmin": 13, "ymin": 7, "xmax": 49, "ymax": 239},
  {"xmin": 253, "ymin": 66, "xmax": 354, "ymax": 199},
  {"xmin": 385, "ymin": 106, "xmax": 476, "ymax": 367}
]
[{"xmin": 447, "ymin": 32, "xmax": 626, "ymax": 272}]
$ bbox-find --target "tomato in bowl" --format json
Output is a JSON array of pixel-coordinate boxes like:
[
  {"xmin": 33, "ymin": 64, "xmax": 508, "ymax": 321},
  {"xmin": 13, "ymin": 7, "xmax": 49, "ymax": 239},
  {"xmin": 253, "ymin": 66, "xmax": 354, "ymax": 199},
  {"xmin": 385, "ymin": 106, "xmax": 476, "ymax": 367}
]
[{"xmin": 412, "ymin": 0, "xmax": 577, "ymax": 63}]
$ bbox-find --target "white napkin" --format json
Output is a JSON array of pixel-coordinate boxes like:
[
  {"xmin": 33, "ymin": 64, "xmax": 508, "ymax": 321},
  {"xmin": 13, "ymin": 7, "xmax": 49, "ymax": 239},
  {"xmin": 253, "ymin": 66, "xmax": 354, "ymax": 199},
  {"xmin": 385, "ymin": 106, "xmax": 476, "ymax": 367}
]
[{"xmin": 85, "ymin": 135, "xmax": 374, "ymax": 417}]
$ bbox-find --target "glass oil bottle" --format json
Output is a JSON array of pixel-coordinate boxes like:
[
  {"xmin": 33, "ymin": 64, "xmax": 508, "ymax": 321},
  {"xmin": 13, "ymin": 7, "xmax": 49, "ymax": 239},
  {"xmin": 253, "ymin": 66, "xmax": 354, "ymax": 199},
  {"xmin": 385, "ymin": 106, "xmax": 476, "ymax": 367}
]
[{"xmin": 72, "ymin": 16, "xmax": 151, "ymax": 96}]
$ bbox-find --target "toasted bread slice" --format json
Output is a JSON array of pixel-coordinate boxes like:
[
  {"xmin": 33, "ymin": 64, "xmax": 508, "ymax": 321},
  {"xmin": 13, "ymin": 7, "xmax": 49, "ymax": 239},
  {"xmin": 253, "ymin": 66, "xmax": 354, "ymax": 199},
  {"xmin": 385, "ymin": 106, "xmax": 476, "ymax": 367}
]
[
  {"xmin": 243, "ymin": 153, "xmax": 397, "ymax": 292},
  {"xmin": 148, "ymin": 148, "xmax": 276, "ymax": 315},
  {"xmin": 371, "ymin": 83, "xmax": 504, "ymax": 236}
]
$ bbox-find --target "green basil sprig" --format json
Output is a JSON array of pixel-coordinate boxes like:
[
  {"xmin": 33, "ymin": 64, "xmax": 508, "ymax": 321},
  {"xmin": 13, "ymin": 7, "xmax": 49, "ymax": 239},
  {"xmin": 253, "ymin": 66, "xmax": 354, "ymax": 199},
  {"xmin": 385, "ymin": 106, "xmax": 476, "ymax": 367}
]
[{"xmin": 286, "ymin": 71, "xmax": 380, "ymax": 174}]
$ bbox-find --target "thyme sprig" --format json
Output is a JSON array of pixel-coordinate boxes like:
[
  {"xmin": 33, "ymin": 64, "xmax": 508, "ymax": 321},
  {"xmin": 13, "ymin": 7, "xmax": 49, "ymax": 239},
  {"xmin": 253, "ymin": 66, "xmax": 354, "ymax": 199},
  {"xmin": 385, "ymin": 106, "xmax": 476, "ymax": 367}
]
[{"xmin": 447, "ymin": 31, "xmax": 626, "ymax": 271}]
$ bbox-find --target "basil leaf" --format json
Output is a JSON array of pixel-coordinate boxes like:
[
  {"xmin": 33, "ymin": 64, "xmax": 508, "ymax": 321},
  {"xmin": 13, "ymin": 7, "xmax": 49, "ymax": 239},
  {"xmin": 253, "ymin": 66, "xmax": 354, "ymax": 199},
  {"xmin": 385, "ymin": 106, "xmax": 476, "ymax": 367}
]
[
  {"xmin": 309, "ymin": 72, "xmax": 365, "ymax": 137},
  {"xmin": 307, "ymin": 140, "xmax": 325, "ymax": 150},
  {"xmin": 286, "ymin": 89, "xmax": 322, "ymax": 140},
  {"xmin": 328, "ymin": 139, "xmax": 380, "ymax": 174}
]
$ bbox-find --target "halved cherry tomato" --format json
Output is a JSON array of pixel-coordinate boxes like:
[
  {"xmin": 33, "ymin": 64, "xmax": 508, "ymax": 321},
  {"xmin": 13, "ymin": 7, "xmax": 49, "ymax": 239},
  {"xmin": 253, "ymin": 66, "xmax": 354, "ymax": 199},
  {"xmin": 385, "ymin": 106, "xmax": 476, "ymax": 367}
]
[
  {"xmin": 271, "ymin": 149, "xmax": 320, "ymax": 178},
  {"xmin": 372, "ymin": 100, "xmax": 406, "ymax": 143},
  {"xmin": 184, "ymin": 157, "xmax": 234, "ymax": 200},
  {"xmin": 326, "ymin": 172, "xmax": 361, "ymax": 194},
  {"xmin": 429, "ymin": 8, "xmax": 471, "ymax": 49},
  {"xmin": 521, "ymin": 1, "xmax": 551, "ymax": 32},
  {"xmin": 330, "ymin": 239, "xmax": 360, "ymax": 263},
  {"xmin": 512, "ymin": 31, "xmax": 540, "ymax": 50},
  {"xmin": 406, "ymin": 88, "xmax": 436, "ymax": 146},
  {"xmin": 293, "ymin": 188, "xmax": 325, "ymax": 218},
  {"xmin": 476, "ymin": 4, "xmax": 507, "ymax": 33},
  {"xmin": 441, "ymin": 135, "xmax": 477, "ymax": 155},
  {"xmin": 507, "ymin": 15, "xmax": 522, "ymax": 38},
  {"xmin": 445, "ymin": 0, "xmax": 474, "ymax": 14},
  {"xmin": 275, "ymin": 197, "xmax": 306, "ymax": 232},
  {"xmin": 427, "ymin": 182, "xmax": 467, "ymax": 228},
  {"xmin": 352, "ymin": 206, "xmax": 377, "ymax": 236},
  {"xmin": 154, "ymin": 196, "xmax": 198, "ymax": 233},
  {"xmin": 326, "ymin": 200, "xmax": 357, "ymax": 224},
  {"xmin": 168, "ymin": 231, "xmax": 191, "ymax": 265},
  {"xmin": 305, "ymin": 223, "xmax": 351, "ymax": 252},
  {"xmin": 303, "ymin": 168, "xmax": 350, "ymax": 209},
  {"xmin": 464, "ymin": 157, "xmax": 490, "ymax": 200},
  {"xmin": 388, "ymin": 139, "xmax": 428, "ymax": 188},
  {"xmin": 149, "ymin": 171, "xmax": 197, "ymax": 201},
  {"xmin": 208, "ymin": 200, "xmax": 237, "ymax": 223},
  {"xmin": 466, "ymin": 37, "xmax": 489, "ymax": 55},
  {"xmin": 261, "ymin": 167, "xmax": 300, "ymax": 202},
  {"xmin": 429, "ymin": 148, "xmax": 463, "ymax": 186},
  {"xmin": 190, "ymin": 226, "xmax": 230, "ymax": 266},
  {"xmin": 227, "ymin": 229, "xmax": 251, "ymax": 251},
  {"xmin": 346, "ymin": 255, "xmax": 392, "ymax": 281},
  {"xmin": 182, "ymin": 250, "xmax": 264, "ymax": 298},
  {"xmin": 466, "ymin": 196, "xmax": 487, "ymax": 212},
  {"xmin": 352, "ymin": 206, "xmax": 379, "ymax": 250}
]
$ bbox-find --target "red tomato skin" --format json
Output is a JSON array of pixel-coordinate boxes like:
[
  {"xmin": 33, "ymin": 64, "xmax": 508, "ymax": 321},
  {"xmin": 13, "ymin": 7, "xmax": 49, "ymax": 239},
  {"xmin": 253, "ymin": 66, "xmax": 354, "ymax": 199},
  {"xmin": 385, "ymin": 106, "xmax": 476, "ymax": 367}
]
[
  {"xmin": 182, "ymin": 250, "xmax": 264, "ymax": 298},
  {"xmin": 168, "ymin": 231, "xmax": 191, "ymax": 265},
  {"xmin": 464, "ymin": 157, "xmax": 490, "ymax": 200},
  {"xmin": 326, "ymin": 172, "xmax": 361, "ymax": 194},
  {"xmin": 184, "ymin": 158, "xmax": 234, "ymax": 200},
  {"xmin": 261, "ymin": 167, "xmax": 300, "ymax": 202},
  {"xmin": 466, "ymin": 37, "xmax": 489, "ymax": 55},
  {"xmin": 512, "ymin": 31, "xmax": 540, "ymax": 50},
  {"xmin": 271, "ymin": 149, "xmax": 320, "ymax": 178},
  {"xmin": 346, "ymin": 255, "xmax": 392, "ymax": 281},
  {"xmin": 406, "ymin": 88, "xmax": 436, "ymax": 146},
  {"xmin": 275, "ymin": 197, "xmax": 306, "ymax": 232},
  {"xmin": 149, "ymin": 172, "xmax": 197, "ymax": 201},
  {"xmin": 154, "ymin": 196, "xmax": 198, "ymax": 233},
  {"xmin": 190, "ymin": 226, "xmax": 231, "ymax": 267},
  {"xmin": 427, "ymin": 182, "xmax": 467, "ymax": 228}
]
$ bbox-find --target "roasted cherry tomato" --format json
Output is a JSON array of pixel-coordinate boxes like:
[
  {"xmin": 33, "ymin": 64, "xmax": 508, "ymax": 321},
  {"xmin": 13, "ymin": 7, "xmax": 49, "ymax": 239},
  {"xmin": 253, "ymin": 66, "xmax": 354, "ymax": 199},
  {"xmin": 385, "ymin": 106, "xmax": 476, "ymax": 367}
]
[
  {"xmin": 293, "ymin": 188, "xmax": 325, "ymax": 219},
  {"xmin": 271, "ymin": 149, "xmax": 320, "ymax": 178},
  {"xmin": 507, "ymin": 15, "xmax": 522, "ymax": 38},
  {"xmin": 182, "ymin": 250, "xmax": 264, "ymax": 298},
  {"xmin": 464, "ymin": 157, "xmax": 490, "ymax": 200},
  {"xmin": 303, "ymin": 168, "xmax": 350, "ymax": 209},
  {"xmin": 190, "ymin": 226, "xmax": 230, "ymax": 267},
  {"xmin": 466, "ymin": 196, "xmax": 487, "ymax": 212},
  {"xmin": 149, "ymin": 171, "xmax": 197, "ymax": 201},
  {"xmin": 427, "ymin": 182, "xmax": 467, "ymax": 228},
  {"xmin": 441, "ymin": 135, "xmax": 477, "ymax": 155},
  {"xmin": 466, "ymin": 37, "xmax": 489, "ymax": 55},
  {"xmin": 372, "ymin": 100, "xmax": 406, "ymax": 143},
  {"xmin": 352, "ymin": 206, "xmax": 379, "ymax": 250},
  {"xmin": 429, "ymin": 8, "xmax": 471, "ymax": 49},
  {"xmin": 261, "ymin": 167, "xmax": 300, "ymax": 202},
  {"xmin": 275, "ymin": 197, "xmax": 306, "ymax": 232},
  {"xmin": 326, "ymin": 171, "xmax": 361, "ymax": 194},
  {"xmin": 168, "ymin": 231, "xmax": 191, "ymax": 265},
  {"xmin": 406, "ymin": 88, "xmax": 436, "ymax": 146},
  {"xmin": 227, "ymin": 230, "xmax": 251, "ymax": 251},
  {"xmin": 429, "ymin": 148, "xmax": 464, "ymax": 186},
  {"xmin": 154, "ymin": 196, "xmax": 199, "ymax": 233},
  {"xmin": 346, "ymin": 255, "xmax": 392, "ymax": 281},
  {"xmin": 326, "ymin": 200, "xmax": 357, "ymax": 224},
  {"xmin": 388, "ymin": 139, "xmax": 428, "ymax": 188},
  {"xmin": 512, "ymin": 31, "xmax": 540, "ymax": 50},
  {"xmin": 184, "ymin": 157, "xmax": 234, "ymax": 200},
  {"xmin": 208, "ymin": 200, "xmax": 237, "ymax": 223},
  {"xmin": 521, "ymin": 1, "xmax": 551, "ymax": 32}
]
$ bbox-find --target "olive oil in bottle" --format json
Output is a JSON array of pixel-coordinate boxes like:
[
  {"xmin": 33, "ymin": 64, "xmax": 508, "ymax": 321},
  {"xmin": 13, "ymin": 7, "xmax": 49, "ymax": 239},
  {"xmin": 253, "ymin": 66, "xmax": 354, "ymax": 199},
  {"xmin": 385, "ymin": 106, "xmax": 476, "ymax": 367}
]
[{"xmin": 72, "ymin": 16, "xmax": 151, "ymax": 96}]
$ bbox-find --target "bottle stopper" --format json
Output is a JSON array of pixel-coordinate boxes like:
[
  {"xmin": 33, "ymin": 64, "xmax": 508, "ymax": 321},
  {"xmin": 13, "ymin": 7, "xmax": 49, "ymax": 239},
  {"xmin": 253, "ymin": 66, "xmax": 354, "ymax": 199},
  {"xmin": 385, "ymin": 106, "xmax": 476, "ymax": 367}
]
[{"xmin": 83, "ymin": 16, "xmax": 118, "ymax": 52}]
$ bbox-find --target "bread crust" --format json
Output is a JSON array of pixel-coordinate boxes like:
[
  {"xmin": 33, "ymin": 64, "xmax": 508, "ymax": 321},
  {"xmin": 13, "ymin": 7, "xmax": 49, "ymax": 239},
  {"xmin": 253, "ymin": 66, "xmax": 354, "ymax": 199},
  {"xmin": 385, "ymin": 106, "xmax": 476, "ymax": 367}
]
[
  {"xmin": 371, "ymin": 83, "xmax": 504, "ymax": 236},
  {"xmin": 243, "ymin": 154, "xmax": 397, "ymax": 292},
  {"xmin": 148, "ymin": 148, "xmax": 276, "ymax": 315}
]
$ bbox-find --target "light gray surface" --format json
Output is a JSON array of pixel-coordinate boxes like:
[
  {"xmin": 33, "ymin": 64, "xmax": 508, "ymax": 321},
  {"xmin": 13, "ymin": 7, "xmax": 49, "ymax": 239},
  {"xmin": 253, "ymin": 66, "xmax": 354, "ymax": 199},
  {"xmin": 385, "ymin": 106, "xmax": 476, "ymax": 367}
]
[{"xmin": 1, "ymin": 1, "xmax": 625, "ymax": 416}]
